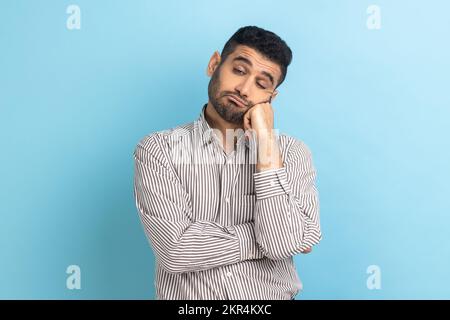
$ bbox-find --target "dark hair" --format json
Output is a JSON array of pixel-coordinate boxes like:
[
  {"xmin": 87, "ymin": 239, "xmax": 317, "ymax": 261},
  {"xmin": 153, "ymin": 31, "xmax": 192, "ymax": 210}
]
[{"xmin": 220, "ymin": 26, "xmax": 293, "ymax": 88}]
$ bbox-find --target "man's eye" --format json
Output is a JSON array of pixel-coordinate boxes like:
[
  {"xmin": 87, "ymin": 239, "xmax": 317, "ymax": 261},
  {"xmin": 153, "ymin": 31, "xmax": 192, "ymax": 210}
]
[
  {"xmin": 257, "ymin": 83, "xmax": 267, "ymax": 90},
  {"xmin": 233, "ymin": 68, "xmax": 245, "ymax": 75}
]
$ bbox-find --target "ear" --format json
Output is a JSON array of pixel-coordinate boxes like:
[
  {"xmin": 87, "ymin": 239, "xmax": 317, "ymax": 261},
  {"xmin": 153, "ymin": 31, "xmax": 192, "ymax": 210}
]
[
  {"xmin": 270, "ymin": 90, "xmax": 279, "ymax": 103},
  {"xmin": 206, "ymin": 51, "xmax": 222, "ymax": 77}
]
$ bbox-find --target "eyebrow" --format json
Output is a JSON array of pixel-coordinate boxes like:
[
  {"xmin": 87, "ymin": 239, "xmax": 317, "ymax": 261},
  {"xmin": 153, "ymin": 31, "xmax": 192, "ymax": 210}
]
[{"xmin": 232, "ymin": 55, "xmax": 275, "ymax": 87}]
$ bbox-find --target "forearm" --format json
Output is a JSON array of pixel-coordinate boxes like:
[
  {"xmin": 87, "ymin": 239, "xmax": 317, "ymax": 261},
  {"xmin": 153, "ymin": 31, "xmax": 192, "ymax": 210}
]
[
  {"xmin": 252, "ymin": 170, "xmax": 322, "ymax": 260},
  {"xmin": 139, "ymin": 209, "xmax": 265, "ymax": 274},
  {"xmin": 255, "ymin": 131, "xmax": 283, "ymax": 172}
]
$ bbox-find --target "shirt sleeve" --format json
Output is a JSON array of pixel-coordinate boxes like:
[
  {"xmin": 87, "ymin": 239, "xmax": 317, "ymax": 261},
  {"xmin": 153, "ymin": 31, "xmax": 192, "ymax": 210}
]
[
  {"xmin": 133, "ymin": 134, "xmax": 264, "ymax": 274},
  {"xmin": 253, "ymin": 138, "xmax": 322, "ymax": 260}
]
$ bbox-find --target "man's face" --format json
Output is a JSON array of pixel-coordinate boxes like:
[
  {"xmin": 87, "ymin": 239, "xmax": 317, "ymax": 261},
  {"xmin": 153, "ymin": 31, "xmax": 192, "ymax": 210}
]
[{"xmin": 207, "ymin": 45, "xmax": 281, "ymax": 125}]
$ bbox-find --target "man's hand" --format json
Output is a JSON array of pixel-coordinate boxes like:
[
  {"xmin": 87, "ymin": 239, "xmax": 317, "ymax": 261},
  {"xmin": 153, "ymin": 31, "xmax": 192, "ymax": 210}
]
[
  {"xmin": 242, "ymin": 102, "xmax": 274, "ymax": 135},
  {"xmin": 301, "ymin": 247, "xmax": 312, "ymax": 254},
  {"xmin": 243, "ymin": 102, "xmax": 283, "ymax": 172}
]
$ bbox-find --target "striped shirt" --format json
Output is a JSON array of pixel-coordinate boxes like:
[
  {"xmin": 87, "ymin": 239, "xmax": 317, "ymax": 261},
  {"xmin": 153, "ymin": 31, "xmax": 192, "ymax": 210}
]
[{"xmin": 133, "ymin": 103, "xmax": 322, "ymax": 300}]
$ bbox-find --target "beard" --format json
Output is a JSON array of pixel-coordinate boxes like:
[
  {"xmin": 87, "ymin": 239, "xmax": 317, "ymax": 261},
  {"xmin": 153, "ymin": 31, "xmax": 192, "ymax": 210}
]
[{"xmin": 207, "ymin": 65, "xmax": 250, "ymax": 125}]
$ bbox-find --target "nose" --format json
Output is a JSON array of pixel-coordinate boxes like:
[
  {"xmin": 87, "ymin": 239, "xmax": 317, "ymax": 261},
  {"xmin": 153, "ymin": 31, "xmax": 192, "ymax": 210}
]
[{"xmin": 234, "ymin": 77, "xmax": 252, "ymax": 100}]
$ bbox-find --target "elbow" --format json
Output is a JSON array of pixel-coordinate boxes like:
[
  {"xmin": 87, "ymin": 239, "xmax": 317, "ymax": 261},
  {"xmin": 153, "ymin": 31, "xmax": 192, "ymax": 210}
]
[
  {"xmin": 257, "ymin": 234, "xmax": 323, "ymax": 261},
  {"xmin": 157, "ymin": 246, "xmax": 208, "ymax": 274},
  {"xmin": 155, "ymin": 248, "xmax": 190, "ymax": 274}
]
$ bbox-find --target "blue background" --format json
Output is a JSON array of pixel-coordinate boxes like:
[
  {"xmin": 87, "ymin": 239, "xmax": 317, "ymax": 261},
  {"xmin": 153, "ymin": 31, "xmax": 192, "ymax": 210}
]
[{"xmin": 1, "ymin": 0, "xmax": 449, "ymax": 299}]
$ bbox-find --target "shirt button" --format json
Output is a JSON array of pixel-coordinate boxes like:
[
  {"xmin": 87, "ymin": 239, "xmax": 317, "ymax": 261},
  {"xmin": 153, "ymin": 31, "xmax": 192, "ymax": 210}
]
[
  {"xmin": 225, "ymin": 197, "xmax": 230, "ymax": 203},
  {"xmin": 270, "ymin": 181, "xmax": 276, "ymax": 187},
  {"xmin": 226, "ymin": 272, "xmax": 232, "ymax": 277}
]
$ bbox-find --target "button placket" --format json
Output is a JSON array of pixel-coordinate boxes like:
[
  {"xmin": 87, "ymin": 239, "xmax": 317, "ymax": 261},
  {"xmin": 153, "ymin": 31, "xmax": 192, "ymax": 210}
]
[
  {"xmin": 219, "ymin": 157, "xmax": 233, "ymax": 225},
  {"xmin": 222, "ymin": 162, "xmax": 231, "ymax": 206}
]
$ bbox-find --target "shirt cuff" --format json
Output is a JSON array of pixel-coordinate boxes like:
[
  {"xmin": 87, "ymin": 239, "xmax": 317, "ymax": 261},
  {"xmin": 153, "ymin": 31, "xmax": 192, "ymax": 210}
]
[
  {"xmin": 253, "ymin": 167, "xmax": 291, "ymax": 200},
  {"xmin": 233, "ymin": 223, "xmax": 264, "ymax": 261}
]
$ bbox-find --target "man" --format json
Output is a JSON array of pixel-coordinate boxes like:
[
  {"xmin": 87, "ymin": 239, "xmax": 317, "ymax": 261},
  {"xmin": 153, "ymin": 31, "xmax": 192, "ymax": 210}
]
[{"xmin": 133, "ymin": 26, "xmax": 322, "ymax": 300}]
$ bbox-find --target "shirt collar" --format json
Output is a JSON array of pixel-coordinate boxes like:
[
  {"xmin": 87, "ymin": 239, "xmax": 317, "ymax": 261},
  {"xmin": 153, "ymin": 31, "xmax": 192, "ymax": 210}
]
[{"xmin": 197, "ymin": 103, "xmax": 251, "ymax": 149}]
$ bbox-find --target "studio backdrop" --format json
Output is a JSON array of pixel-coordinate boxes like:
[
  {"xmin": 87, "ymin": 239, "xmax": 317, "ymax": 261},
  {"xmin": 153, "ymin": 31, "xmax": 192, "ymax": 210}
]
[{"xmin": 1, "ymin": 0, "xmax": 449, "ymax": 299}]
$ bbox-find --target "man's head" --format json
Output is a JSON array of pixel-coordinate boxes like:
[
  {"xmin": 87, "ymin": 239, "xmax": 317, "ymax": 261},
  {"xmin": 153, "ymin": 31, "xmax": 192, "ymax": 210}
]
[{"xmin": 207, "ymin": 26, "xmax": 292, "ymax": 125}]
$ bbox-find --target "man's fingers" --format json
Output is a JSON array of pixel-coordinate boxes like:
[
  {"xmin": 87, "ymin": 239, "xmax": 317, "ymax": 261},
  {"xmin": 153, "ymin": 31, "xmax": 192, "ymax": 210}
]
[
  {"xmin": 243, "ymin": 111, "xmax": 251, "ymax": 131},
  {"xmin": 301, "ymin": 247, "xmax": 312, "ymax": 254}
]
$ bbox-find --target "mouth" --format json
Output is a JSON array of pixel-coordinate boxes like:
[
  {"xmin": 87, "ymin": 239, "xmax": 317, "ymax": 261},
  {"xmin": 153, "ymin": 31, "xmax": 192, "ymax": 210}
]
[{"xmin": 227, "ymin": 95, "xmax": 247, "ymax": 108}]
